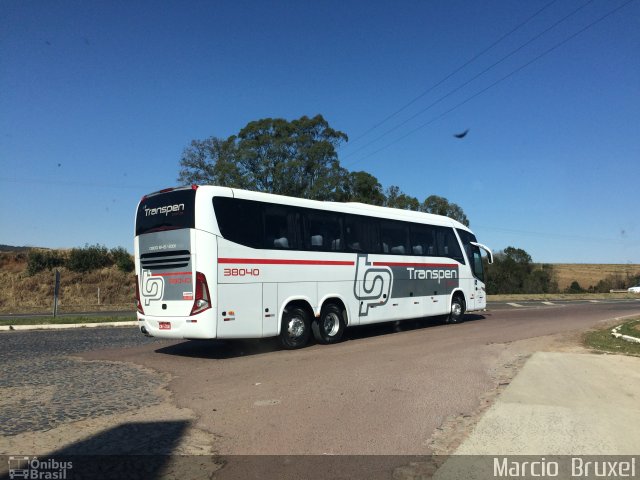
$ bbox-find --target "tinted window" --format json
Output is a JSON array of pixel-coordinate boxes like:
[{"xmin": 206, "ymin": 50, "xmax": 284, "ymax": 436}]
[
  {"xmin": 457, "ymin": 229, "xmax": 482, "ymax": 279},
  {"xmin": 344, "ymin": 215, "xmax": 380, "ymax": 253},
  {"xmin": 213, "ymin": 197, "xmax": 262, "ymax": 248},
  {"xmin": 436, "ymin": 227, "xmax": 465, "ymax": 263},
  {"xmin": 304, "ymin": 210, "xmax": 342, "ymax": 251},
  {"xmin": 380, "ymin": 220, "xmax": 409, "ymax": 255},
  {"xmin": 410, "ymin": 224, "xmax": 437, "ymax": 256},
  {"xmin": 136, "ymin": 188, "xmax": 196, "ymax": 236},
  {"xmin": 264, "ymin": 205, "xmax": 298, "ymax": 249},
  {"xmin": 213, "ymin": 197, "xmax": 300, "ymax": 249}
]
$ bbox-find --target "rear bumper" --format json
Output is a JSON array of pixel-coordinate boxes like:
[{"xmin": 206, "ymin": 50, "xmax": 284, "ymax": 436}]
[{"xmin": 137, "ymin": 311, "xmax": 216, "ymax": 339}]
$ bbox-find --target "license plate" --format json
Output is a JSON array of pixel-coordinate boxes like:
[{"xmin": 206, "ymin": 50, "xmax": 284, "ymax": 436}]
[{"xmin": 159, "ymin": 322, "xmax": 171, "ymax": 330}]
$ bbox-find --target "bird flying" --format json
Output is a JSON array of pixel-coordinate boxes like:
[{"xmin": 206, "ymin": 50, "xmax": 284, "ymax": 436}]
[{"xmin": 453, "ymin": 129, "xmax": 469, "ymax": 139}]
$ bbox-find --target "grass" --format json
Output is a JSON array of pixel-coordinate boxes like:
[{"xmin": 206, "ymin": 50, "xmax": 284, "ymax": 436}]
[
  {"xmin": 552, "ymin": 263, "xmax": 640, "ymax": 291},
  {"xmin": 488, "ymin": 292, "xmax": 639, "ymax": 302},
  {"xmin": 0, "ymin": 314, "xmax": 136, "ymax": 326},
  {"xmin": 583, "ymin": 318, "xmax": 640, "ymax": 357}
]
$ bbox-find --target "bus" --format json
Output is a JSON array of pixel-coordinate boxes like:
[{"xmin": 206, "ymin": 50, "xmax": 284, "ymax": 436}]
[{"xmin": 134, "ymin": 185, "xmax": 493, "ymax": 349}]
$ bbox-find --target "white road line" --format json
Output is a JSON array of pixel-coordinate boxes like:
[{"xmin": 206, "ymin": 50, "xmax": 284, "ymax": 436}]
[
  {"xmin": 542, "ymin": 302, "xmax": 555, "ymax": 305},
  {"xmin": 507, "ymin": 303, "xmax": 524, "ymax": 307},
  {"xmin": 0, "ymin": 321, "xmax": 138, "ymax": 331},
  {"xmin": 589, "ymin": 300, "xmax": 600, "ymax": 303}
]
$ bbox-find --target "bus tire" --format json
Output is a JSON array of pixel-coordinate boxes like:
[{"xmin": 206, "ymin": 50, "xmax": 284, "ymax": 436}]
[
  {"xmin": 280, "ymin": 307, "xmax": 311, "ymax": 349},
  {"xmin": 447, "ymin": 295, "xmax": 465, "ymax": 324},
  {"xmin": 312, "ymin": 303, "xmax": 345, "ymax": 344}
]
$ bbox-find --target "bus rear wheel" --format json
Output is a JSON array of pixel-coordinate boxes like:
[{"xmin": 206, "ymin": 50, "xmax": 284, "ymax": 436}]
[
  {"xmin": 280, "ymin": 307, "xmax": 311, "ymax": 349},
  {"xmin": 447, "ymin": 295, "xmax": 465, "ymax": 324},
  {"xmin": 312, "ymin": 303, "xmax": 345, "ymax": 344}
]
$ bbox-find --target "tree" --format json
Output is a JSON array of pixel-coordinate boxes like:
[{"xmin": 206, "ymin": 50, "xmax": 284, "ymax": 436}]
[
  {"xmin": 339, "ymin": 171, "xmax": 385, "ymax": 205},
  {"xmin": 566, "ymin": 281, "xmax": 585, "ymax": 294},
  {"xmin": 384, "ymin": 185, "xmax": 420, "ymax": 210},
  {"xmin": 485, "ymin": 246, "xmax": 557, "ymax": 294},
  {"xmin": 179, "ymin": 115, "xmax": 349, "ymax": 200},
  {"xmin": 421, "ymin": 195, "xmax": 469, "ymax": 226},
  {"xmin": 178, "ymin": 137, "xmax": 246, "ymax": 187},
  {"xmin": 177, "ymin": 114, "xmax": 472, "ymax": 223},
  {"xmin": 235, "ymin": 115, "xmax": 348, "ymax": 199}
]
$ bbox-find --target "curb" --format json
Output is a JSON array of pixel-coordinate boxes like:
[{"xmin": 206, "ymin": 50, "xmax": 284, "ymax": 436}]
[
  {"xmin": 0, "ymin": 321, "xmax": 139, "ymax": 332},
  {"xmin": 611, "ymin": 324, "xmax": 640, "ymax": 344}
]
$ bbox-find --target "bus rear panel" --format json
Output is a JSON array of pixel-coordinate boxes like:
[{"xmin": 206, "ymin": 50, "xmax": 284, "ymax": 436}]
[{"xmin": 135, "ymin": 186, "xmax": 218, "ymax": 339}]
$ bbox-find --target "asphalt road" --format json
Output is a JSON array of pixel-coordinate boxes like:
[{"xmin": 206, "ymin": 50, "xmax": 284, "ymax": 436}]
[{"xmin": 73, "ymin": 299, "xmax": 640, "ymax": 455}]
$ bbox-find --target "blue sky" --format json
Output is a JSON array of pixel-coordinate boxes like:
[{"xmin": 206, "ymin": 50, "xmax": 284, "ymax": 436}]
[{"xmin": 1, "ymin": 0, "xmax": 639, "ymax": 263}]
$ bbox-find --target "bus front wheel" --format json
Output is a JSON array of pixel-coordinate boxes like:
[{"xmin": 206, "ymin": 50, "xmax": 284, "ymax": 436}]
[
  {"xmin": 312, "ymin": 303, "xmax": 345, "ymax": 344},
  {"xmin": 447, "ymin": 295, "xmax": 465, "ymax": 324},
  {"xmin": 280, "ymin": 307, "xmax": 311, "ymax": 349}
]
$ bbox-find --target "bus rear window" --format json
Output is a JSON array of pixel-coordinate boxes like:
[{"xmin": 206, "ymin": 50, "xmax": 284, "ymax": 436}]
[{"xmin": 136, "ymin": 189, "xmax": 196, "ymax": 236}]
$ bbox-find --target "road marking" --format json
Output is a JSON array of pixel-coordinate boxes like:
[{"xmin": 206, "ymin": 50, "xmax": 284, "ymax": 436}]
[
  {"xmin": 507, "ymin": 303, "xmax": 524, "ymax": 307},
  {"xmin": 589, "ymin": 300, "xmax": 600, "ymax": 303},
  {"xmin": 542, "ymin": 302, "xmax": 555, "ymax": 305},
  {"xmin": 0, "ymin": 321, "xmax": 138, "ymax": 331}
]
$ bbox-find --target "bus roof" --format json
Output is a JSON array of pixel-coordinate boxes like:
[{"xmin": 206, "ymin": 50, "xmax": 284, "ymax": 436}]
[{"xmin": 185, "ymin": 185, "xmax": 472, "ymax": 233}]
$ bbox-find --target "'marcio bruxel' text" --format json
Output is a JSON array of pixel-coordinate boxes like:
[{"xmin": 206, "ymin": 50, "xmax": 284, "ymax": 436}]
[{"xmin": 494, "ymin": 457, "xmax": 637, "ymax": 478}]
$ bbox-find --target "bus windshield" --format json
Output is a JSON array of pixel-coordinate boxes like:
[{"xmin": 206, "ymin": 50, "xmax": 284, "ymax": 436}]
[
  {"xmin": 457, "ymin": 229, "xmax": 484, "ymax": 282},
  {"xmin": 136, "ymin": 188, "xmax": 196, "ymax": 236}
]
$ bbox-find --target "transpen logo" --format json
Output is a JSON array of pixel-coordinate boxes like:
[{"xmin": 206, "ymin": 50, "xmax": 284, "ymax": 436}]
[
  {"xmin": 144, "ymin": 203, "xmax": 185, "ymax": 216},
  {"xmin": 142, "ymin": 269, "xmax": 164, "ymax": 306},
  {"xmin": 353, "ymin": 254, "xmax": 392, "ymax": 316}
]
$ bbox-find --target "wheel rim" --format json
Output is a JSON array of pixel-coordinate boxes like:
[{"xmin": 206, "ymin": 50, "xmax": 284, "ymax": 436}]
[
  {"xmin": 323, "ymin": 312, "xmax": 340, "ymax": 337},
  {"xmin": 287, "ymin": 317, "xmax": 305, "ymax": 338},
  {"xmin": 451, "ymin": 301, "xmax": 462, "ymax": 317}
]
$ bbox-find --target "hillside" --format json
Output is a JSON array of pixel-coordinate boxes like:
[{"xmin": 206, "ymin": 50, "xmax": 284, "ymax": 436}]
[
  {"xmin": 0, "ymin": 250, "xmax": 638, "ymax": 314},
  {"xmin": 551, "ymin": 263, "xmax": 640, "ymax": 291},
  {"xmin": 0, "ymin": 250, "xmax": 134, "ymax": 314}
]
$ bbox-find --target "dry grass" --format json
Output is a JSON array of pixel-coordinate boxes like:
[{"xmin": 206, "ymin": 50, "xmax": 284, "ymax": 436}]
[
  {"xmin": 551, "ymin": 263, "xmax": 640, "ymax": 291},
  {"xmin": 0, "ymin": 252, "xmax": 135, "ymax": 314},
  {"xmin": 488, "ymin": 292, "xmax": 639, "ymax": 302}
]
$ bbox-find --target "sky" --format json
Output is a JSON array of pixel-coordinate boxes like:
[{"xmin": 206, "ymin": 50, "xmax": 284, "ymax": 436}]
[{"xmin": 1, "ymin": 0, "xmax": 639, "ymax": 263}]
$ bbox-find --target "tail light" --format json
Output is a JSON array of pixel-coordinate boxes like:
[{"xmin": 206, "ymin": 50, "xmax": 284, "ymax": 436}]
[
  {"xmin": 190, "ymin": 272, "xmax": 211, "ymax": 315},
  {"xmin": 135, "ymin": 275, "xmax": 144, "ymax": 314}
]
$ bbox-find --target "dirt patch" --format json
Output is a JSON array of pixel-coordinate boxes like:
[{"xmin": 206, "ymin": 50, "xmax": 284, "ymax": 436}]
[{"xmin": 426, "ymin": 330, "xmax": 591, "ymax": 457}]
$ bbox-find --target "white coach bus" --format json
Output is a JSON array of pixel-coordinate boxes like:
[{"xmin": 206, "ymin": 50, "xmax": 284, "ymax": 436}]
[{"xmin": 134, "ymin": 185, "xmax": 492, "ymax": 348}]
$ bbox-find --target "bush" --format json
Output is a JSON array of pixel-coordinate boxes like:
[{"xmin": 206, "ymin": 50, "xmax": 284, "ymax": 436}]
[
  {"xmin": 485, "ymin": 247, "xmax": 558, "ymax": 294},
  {"xmin": 566, "ymin": 280, "xmax": 586, "ymax": 294},
  {"xmin": 26, "ymin": 249, "xmax": 66, "ymax": 276},
  {"xmin": 110, "ymin": 247, "xmax": 134, "ymax": 273},
  {"xmin": 67, "ymin": 244, "xmax": 111, "ymax": 273}
]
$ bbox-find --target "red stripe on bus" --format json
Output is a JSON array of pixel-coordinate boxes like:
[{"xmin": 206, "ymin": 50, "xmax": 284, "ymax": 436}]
[
  {"xmin": 152, "ymin": 271, "xmax": 192, "ymax": 276},
  {"xmin": 219, "ymin": 258, "xmax": 355, "ymax": 266},
  {"xmin": 373, "ymin": 262, "xmax": 457, "ymax": 268}
]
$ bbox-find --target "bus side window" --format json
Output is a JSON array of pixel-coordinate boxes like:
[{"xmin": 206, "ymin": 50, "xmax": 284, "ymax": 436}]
[
  {"xmin": 345, "ymin": 215, "xmax": 379, "ymax": 253},
  {"xmin": 303, "ymin": 210, "xmax": 342, "ymax": 252},
  {"xmin": 436, "ymin": 227, "xmax": 465, "ymax": 263},
  {"xmin": 213, "ymin": 197, "xmax": 262, "ymax": 248},
  {"xmin": 265, "ymin": 206, "xmax": 296, "ymax": 250},
  {"xmin": 410, "ymin": 224, "xmax": 436, "ymax": 257},
  {"xmin": 380, "ymin": 220, "xmax": 409, "ymax": 256}
]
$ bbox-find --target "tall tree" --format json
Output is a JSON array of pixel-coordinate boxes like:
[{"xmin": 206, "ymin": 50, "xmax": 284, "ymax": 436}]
[
  {"xmin": 383, "ymin": 185, "xmax": 420, "ymax": 210},
  {"xmin": 177, "ymin": 115, "xmax": 472, "ymax": 225},
  {"xmin": 421, "ymin": 195, "xmax": 469, "ymax": 226},
  {"xmin": 178, "ymin": 115, "xmax": 348, "ymax": 201},
  {"xmin": 178, "ymin": 136, "xmax": 246, "ymax": 187},
  {"xmin": 340, "ymin": 171, "xmax": 385, "ymax": 205}
]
